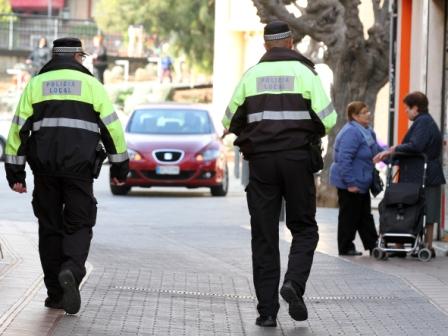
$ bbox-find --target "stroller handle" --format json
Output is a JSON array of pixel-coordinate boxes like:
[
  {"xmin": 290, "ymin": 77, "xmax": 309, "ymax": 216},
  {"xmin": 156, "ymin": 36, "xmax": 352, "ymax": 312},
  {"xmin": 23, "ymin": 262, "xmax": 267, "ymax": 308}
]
[
  {"xmin": 386, "ymin": 152, "xmax": 428, "ymax": 187},
  {"xmin": 389, "ymin": 152, "xmax": 427, "ymax": 163}
]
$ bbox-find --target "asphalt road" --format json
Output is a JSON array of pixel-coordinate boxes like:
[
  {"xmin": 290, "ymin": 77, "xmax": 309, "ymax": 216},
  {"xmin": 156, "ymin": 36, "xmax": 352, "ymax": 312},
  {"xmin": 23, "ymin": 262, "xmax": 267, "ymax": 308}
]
[{"xmin": 2, "ymin": 165, "xmax": 448, "ymax": 335}]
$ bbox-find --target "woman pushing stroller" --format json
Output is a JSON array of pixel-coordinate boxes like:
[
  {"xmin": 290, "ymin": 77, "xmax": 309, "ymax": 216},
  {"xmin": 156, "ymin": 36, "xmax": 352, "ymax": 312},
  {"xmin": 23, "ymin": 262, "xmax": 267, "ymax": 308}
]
[{"xmin": 374, "ymin": 91, "xmax": 446, "ymax": 258}]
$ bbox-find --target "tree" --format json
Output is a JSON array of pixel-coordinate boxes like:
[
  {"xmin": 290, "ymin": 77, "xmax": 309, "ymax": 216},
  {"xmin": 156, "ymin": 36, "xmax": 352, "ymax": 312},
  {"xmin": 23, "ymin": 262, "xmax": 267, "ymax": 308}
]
[
  {"xmin": 95, "ymin": 0, "xmax": 214, "ymax": 73},
  {"xmin": 0, "ymin": 0, "xmax": 12, "ymax": 15},
  {"xmin": 252, "ymin": 0, "xmax": 390, "ymax": 206}
]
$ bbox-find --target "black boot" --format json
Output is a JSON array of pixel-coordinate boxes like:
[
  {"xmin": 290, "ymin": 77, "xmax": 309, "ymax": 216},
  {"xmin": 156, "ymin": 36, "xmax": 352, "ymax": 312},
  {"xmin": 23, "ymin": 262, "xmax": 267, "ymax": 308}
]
[
  {"xmin": 280, "ymin": 281, "xmax": 308, "ymax": 321},
  {"xmin": 255, "ymin": 315, "xmax": 277, "ymax": 327},
  {"xmin": 44, "ymin": 297, "xmax": 63, "ymax": 309},
  {"xmin": 58, "ymin": 269, "xmax": 81, "ymax": 314}
]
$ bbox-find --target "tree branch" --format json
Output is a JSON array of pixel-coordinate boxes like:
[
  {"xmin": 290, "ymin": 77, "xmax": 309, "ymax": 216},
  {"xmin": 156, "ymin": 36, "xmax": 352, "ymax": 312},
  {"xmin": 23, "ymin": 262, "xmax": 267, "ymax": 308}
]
[
  {"xmin": 252, "ymin": 0, "xmax": 346, "ymax": 50},
  {"xmin": 372, "ymin": 0, "xmax": 381, "ymax": 19},
  {"xmin": 302, "ymin": 38, "xmax": 325, "ymax": 64},
  {"xmin": 339, "ymin": 0, "xmax": 366, "ymax": 52},
  {"xmin": 366, "ymin": 0, "xmax": 390, "ymax": 76}
]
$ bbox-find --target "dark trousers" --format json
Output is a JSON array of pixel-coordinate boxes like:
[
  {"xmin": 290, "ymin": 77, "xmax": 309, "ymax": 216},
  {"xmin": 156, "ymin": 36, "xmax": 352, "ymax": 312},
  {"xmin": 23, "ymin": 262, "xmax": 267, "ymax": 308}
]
[
  {"xmin": 337, "ymin": 189, "xmax": 378, "ymax": 254},
  {"xmin": 246, "ymin": 150, "xmax": 318, "ymax": 317},
  {"xmin": 93, "ymin": 66, "xmax": 105, "ymax": 84},
  {"xmin": 32, "ymin": 175, "xmax": 96, "ymax": 300}
]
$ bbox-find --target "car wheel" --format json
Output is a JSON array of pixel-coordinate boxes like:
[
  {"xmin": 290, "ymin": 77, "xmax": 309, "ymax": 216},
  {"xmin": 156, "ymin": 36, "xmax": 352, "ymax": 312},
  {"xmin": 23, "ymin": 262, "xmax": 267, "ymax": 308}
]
[
  {"xmin": 110, "ymin": 184, "xmax": 131, "ymax": 195},
  {"xmin": 211, "ymin": 164, "xmax": 229, "ymax": 197},
  {"xmin": 0, "ymin": 136, "xmax": 5, "ymax": 161}
]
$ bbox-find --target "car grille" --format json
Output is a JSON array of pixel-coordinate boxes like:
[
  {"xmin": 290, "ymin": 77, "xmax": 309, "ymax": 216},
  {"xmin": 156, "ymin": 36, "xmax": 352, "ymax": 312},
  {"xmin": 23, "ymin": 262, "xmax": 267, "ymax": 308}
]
[
  {"xmin": 153, "ymin": 150, "xmax": 183, "ymax": 163},
  {"xmin": 142, "ymin": 170, "xmax": 195, "ymax": 180}
]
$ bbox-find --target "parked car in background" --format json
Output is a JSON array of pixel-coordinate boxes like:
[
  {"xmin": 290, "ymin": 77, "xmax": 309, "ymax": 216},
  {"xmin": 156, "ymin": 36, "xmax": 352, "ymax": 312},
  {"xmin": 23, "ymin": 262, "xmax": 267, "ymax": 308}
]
[
  {"xmin": 111, "ymin": 104, "xmax": 229, "ymax": 196},
  {"xmin": 0, "ymin": 117, "xmax": 11, "ymax": 161}
]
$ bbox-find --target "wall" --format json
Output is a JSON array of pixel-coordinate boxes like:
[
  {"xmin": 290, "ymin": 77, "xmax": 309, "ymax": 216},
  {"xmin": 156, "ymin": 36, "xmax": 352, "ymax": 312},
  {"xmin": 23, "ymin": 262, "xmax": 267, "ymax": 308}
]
[
  {"xmin": 212, "ymin": 0, "xmax": 263, "ymax": 120},
  {"xmin": 426, "ymin": 0, "xmax": 445, "ymax": 127},
  {"xmin": 213, "ymin": 0, "xmax": 390, "ymax": 143},
  {"xmin": 65, "ymin": 0, "xmax": 93, "ymax": 20}
]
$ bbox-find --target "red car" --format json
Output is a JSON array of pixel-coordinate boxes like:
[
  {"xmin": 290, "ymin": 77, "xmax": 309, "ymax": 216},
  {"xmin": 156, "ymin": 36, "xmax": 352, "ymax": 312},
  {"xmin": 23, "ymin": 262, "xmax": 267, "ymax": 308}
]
[{"xmin": 110, "ymin": 104, "xmax": 229, "ymax": 196}]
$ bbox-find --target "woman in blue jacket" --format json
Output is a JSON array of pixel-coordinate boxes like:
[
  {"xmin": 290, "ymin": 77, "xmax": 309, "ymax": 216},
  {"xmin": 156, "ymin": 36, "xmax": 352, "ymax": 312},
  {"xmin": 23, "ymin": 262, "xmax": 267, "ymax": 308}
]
[{"xmin": 330, "ymin": 101, "xmax": 384, "ymax": 256}]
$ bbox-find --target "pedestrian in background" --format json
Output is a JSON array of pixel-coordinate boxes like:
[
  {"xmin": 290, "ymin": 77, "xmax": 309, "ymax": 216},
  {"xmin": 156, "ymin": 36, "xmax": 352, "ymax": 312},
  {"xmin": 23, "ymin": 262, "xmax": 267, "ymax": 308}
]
[
  {"xmin": 160, "ymin": 55, "xmax": 173, "ymax": 83},
  {"xmin": 374, "ymin": 91, "xmax": 445, "ymax": 258},
  {"xmin": 26, "ymin": 36, "xmax": 51, "ymax": 76},
  {"xmin": 223, "ymin": 21, "xmax": 336, "ymax": 327},
  {"xmin": 92, "ymin": 35, "xmax": 108, "ymax": 84},
  {"xmin": 330, "ymin": 101, "xmax": 383, "ymax": 256},
  {"xmin": 4, "ymin": 37, "xmax": 129, "ymax": 314}
]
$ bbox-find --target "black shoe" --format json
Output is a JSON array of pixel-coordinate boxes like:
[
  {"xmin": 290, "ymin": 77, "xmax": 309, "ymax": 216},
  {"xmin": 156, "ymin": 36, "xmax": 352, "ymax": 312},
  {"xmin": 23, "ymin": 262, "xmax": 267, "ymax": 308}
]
[
  {"xmin": 430, "ymin": 248, "xmax": 436, "ymax": 259},
  {"xmin": 280, "ymin": 281, "xmax": 308, "ymax": 321},
  {"xmin": 58, "ymin": 269, "xmax": 81, "ymax": 314},
  {"xmin": 255, "ymin": 315, "xmax": 277, "ymax": 327},
  {"xmin": 339, "ymin": 249, "xmax": 362, "ymax": 256},
  {"xmin": 44, "ymin": 297, "xmax": 63, "ymax": 310}
]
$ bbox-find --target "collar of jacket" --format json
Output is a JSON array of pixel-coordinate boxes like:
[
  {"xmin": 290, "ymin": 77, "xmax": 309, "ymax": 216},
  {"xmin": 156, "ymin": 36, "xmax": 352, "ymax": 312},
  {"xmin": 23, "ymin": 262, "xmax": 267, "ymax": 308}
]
[
  {"xmin": 258, "ymin": 47, "xmax": 316, "ymax": 74},
  {"xmin": 414, "ymin": 111, "xmax": 429, "ymax": 121},
  {"xmin": 38, "ymin": 57, "xmax": 93, "ymax": 76}
]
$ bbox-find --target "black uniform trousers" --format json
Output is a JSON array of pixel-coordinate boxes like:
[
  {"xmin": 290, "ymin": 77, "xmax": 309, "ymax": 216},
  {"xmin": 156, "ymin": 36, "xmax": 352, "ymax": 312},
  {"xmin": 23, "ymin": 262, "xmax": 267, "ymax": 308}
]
[
  {"xmin": 337, "ymin": 189, "xmax": 378, "ymax": 254},
  {"xmin": 32, "ymin": 175, "xmax": 96, "ymax": 301},
  {"xmin": 246, "ymin": 149, "xmax": 319, "ymax": 317}
]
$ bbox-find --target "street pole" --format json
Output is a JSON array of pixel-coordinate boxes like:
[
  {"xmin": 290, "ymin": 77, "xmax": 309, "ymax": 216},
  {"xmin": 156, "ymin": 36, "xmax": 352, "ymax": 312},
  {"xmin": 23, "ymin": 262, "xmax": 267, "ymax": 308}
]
[
  {"xmin": 48, "ymin": 0, "xmax": 53, "ymax": 17},
  {"xmin": 388, "ymin": 0, "xmax": 398, "ymax": 147}
]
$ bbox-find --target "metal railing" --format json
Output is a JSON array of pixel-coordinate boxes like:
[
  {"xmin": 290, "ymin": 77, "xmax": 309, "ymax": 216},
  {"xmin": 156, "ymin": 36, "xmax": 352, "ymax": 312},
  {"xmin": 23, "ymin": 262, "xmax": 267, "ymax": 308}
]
[{"xmin": 0, "ymin": 13, "xmax": 123, "ymax": 56}]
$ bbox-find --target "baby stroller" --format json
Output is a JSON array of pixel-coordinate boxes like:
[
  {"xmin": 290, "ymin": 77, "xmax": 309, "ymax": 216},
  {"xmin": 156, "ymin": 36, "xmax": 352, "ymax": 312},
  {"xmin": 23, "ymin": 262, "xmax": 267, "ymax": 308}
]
[{"xmin": 372, "ymin": 152, "xmax": 433, "ymax": 262}]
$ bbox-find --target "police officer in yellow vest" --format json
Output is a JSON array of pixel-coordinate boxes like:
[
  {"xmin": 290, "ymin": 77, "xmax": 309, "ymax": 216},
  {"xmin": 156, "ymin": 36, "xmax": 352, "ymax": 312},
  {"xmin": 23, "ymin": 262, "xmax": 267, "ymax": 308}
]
[
  {"xmin": 223, "ymin": 21, "xmax": 336, "ymax": 327},
  {"xmin": 4, "ymin": 37, "xmax": 129, "ymax": 314}
]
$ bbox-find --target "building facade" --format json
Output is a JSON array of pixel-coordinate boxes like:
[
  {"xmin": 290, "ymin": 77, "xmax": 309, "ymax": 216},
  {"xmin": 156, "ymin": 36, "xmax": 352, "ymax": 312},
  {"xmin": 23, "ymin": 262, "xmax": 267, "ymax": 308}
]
[
  {"xmin": 9, "ymin": 0, "xmax": 98, "ymax": 20},
  {"xmin": 392, "ymin": 0, "xmax": 447, "ymax": 239}
]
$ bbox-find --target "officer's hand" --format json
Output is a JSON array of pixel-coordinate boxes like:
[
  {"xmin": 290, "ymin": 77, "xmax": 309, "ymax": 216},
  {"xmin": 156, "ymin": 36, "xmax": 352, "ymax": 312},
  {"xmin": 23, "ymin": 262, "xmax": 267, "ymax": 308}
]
[
  {"xmin": 12, "ymin": 183, "xmax": 27, "ymax": 193},
  {"xmin": 111, "ymin": 177, "xmax": 125, "ymax": 186}
]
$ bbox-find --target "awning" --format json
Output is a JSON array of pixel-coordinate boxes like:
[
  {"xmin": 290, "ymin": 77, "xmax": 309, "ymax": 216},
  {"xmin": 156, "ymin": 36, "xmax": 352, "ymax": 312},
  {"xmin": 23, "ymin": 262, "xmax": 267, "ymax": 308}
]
[{"xmin": 10, "ymin": 0, "xmax": 65, "ymax": 10}]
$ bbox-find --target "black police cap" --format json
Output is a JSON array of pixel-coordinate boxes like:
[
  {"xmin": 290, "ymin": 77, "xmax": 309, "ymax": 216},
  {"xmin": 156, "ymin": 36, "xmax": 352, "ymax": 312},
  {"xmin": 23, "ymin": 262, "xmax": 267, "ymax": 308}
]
[
  {"xmin": 264, "ymin": 21, "xmax": 292, "ymax": 41},
  {"xmin": 52, "ymin": 37, "xmax": 86, "ymax": 54}
]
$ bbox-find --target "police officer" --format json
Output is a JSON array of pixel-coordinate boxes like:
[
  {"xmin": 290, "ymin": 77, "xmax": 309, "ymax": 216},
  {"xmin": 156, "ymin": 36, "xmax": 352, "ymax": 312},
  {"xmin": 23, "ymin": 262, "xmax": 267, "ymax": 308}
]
[
  {"xmin": 222, "ymin": 21, "xmax": 336, "ymax": 327},
  {"xmin": 4, "ymin": 37, "xmax": 129, "ymax": 314}
]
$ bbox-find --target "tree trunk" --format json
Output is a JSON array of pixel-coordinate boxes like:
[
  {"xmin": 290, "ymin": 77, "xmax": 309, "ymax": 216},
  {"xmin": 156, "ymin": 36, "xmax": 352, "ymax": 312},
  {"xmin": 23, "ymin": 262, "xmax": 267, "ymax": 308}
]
[{"xmin": 250, "ymin": 0, "xmax": 391, "ymax": 207}]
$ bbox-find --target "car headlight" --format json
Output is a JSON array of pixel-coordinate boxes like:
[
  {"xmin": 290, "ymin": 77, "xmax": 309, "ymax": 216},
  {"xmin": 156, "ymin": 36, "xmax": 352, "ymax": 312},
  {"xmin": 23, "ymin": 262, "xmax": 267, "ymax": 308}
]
[
  {"xmin": 196, "ymin": 149, "xmax": 220, "ymax": 162},
  {"xmin": 128, "ymin": 148, "xmax": 143, "ymax": 161}
]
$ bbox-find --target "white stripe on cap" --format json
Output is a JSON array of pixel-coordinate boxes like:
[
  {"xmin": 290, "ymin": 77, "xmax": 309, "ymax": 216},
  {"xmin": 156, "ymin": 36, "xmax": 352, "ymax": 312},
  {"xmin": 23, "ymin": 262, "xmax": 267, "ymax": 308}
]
[
  {"xmin": 53, "ymin": 46, "xmax": 84, "ymax": 53},
  {"xmin": 264, "ymin": 31, "xmax": 292, "ymax": 41}
]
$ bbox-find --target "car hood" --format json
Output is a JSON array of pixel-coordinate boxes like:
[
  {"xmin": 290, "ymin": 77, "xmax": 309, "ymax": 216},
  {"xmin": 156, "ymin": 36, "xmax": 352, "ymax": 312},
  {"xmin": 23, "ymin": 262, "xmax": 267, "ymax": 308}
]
[{"xmin": 126, "ymin": 133, "xmax": 220, "ymax": 154}]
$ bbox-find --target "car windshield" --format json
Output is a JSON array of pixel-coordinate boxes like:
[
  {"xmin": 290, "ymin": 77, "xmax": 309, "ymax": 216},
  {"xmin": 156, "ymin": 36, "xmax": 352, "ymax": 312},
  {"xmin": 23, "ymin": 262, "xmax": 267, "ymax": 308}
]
[{"xmin": 127, "ymin": 108, "xmax": 213, "ymax": 135}]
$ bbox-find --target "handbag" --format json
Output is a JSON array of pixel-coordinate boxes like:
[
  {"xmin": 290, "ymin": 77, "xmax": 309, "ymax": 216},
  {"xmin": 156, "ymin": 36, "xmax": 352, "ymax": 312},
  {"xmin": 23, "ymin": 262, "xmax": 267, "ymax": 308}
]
[{"xmin": 370, "ymin": 168, "xmax": 384, "ymax": 197}]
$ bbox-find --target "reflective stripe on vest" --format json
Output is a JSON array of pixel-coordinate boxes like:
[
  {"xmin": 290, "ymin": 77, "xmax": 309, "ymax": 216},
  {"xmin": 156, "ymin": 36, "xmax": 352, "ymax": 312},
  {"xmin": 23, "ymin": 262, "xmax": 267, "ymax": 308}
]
[
  {"xmin": 5, "ymin": 154, "xmax": 26, "ymax": 165},
  {"xmin": 33, "ymin": 118, "xmax": 99, "ymax": 133},
  {"xmin": 108, "ymin": 152, "xmax": 129, "ymax": 163},
  {"xmin": 317, "ymin": 102, "xmax": 334, "ymax": 119},
  {"xmin": 12, "ymin": 115, "xmax": 26, "ymax": 128},
  {"xmin": 102, "ymin": 112, "xmax": 119, "ymax": 126},
  {"xmin": 247, "ymin": 110, "xmax": 311, "ymax": 123}
]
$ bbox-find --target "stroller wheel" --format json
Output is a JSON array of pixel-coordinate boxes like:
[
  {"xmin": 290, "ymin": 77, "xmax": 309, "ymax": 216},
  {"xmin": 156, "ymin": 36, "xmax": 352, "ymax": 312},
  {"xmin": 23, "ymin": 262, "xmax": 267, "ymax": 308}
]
[
  {"xmin": 372, "ymin": 248, "xmax": 385, "ymax": 260},
  {"xmin": 418, "ymin": 248, "xmax": 432, "ymax": 262}
]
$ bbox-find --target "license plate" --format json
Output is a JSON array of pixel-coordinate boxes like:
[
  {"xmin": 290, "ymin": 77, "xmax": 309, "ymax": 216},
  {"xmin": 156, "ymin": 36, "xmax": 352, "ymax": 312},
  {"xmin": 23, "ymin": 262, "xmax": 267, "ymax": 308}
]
[{"xmin": 156, "ymin": 165, "xmax": 180, "ymax": 175}]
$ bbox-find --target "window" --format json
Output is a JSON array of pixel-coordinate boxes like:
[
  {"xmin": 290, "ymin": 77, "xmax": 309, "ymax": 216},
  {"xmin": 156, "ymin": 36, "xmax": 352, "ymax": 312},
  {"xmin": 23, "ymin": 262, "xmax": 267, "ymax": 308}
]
[{"xmin": 127, "ymin": 108, "xmax": 213, "ymax": 135}]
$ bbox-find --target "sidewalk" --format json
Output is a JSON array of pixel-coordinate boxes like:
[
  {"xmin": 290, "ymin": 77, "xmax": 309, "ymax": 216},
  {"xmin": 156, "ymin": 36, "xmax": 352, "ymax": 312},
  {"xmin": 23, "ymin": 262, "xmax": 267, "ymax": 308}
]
[
  {"xmin": 1, "ymin": 173, "xmax": 448, "ymax": 335},
  {"xmin": 2, "ymin": 218, "xmax": 448, "ymax": 335}
]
